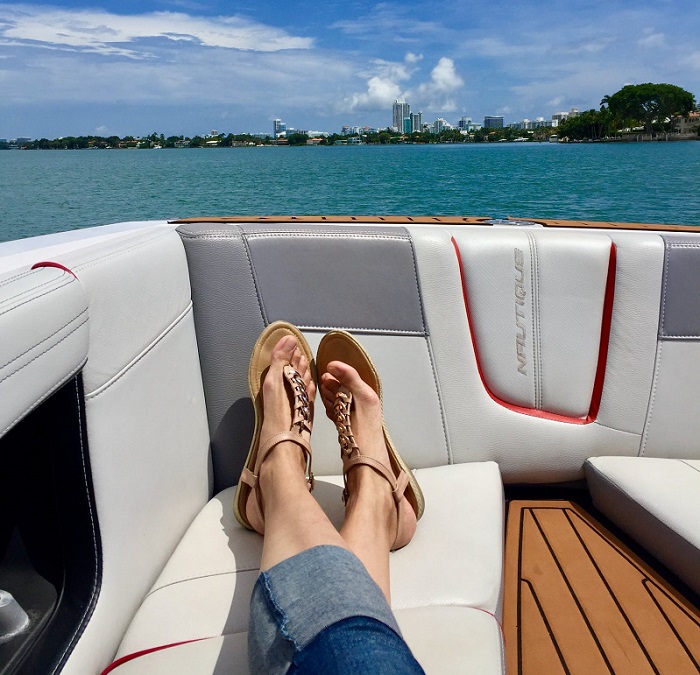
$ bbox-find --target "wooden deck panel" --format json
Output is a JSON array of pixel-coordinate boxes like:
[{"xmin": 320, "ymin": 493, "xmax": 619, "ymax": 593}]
[{"xmin": 504, "ymin": 501, "xmax": 700, "ymax": 675}]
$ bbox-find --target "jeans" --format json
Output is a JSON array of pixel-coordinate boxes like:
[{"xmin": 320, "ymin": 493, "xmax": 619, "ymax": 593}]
[{"xmin": 248, "ymin": 545, "xmax": 425, "ymax": 674}]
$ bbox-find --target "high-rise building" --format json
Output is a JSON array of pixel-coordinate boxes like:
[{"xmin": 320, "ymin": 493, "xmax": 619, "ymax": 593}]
[
  {"xmin": 431, "ymin": 118, "xmax": 452, "ymax": 134},
  {"xmin": 484, "ymin": 116, "xmax": 504, "ymax": 129},
  {"xmin": 273, "ymin": 119, "xmax": 287, "ymax": 137},
  {"xmin": 410, "ymin": 112, "xmax": 423, "ymax": 133},
  {"xmin": 392, "ymin": 100, "xmax": 411, "ymax": 132}
]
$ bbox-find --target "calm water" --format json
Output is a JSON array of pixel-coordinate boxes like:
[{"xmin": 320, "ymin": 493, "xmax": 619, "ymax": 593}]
[{"xmin": 1, "ymin": 142, "xmax": 699, "ymax": 242}]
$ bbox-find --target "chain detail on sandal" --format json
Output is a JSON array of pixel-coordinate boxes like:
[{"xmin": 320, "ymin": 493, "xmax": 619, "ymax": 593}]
[
  {"xmin": 234, "ymin": 322, "xmax": 316, "ymax": 534},
  {"xmin": 332, "ymin": 383, "xmax": 416, "ymax": 550},
  {"xmin": 333, "ymin": 387, "xmax": 358, "ymax": 504}
]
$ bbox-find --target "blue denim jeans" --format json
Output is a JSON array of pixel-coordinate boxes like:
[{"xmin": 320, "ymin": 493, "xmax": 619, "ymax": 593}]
[{"xmin": 248, "ymin": 545, "xmax": 425, "ymax": 674}]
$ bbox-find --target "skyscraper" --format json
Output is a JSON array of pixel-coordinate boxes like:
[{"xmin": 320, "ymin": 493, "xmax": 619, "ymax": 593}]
[
  {"xmin": 410, "ymin": 112, "xmax": 423, "ymax": 133},
  {"xmin": 484, "ymin": 116, "xmax": 504, "ymax": 129},
  {"xmin": 392, "ymin": 100, "xmax": 410, "ymax": 132},
  {"xmin": 273, "ymin": 119, "xmax": 287, "ymax": 137}
]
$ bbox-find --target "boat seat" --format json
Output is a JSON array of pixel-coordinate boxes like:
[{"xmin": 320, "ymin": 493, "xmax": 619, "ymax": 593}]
[
  {"xmin": 106, "ymin": 607, "xmax": 502, "ymax": 675},
  {"xmin": 585, "ymin": 456, "xmax": 700, "ymax": 596},
  {"xmin": 0, "ymin": 264, "xmax": 88, "ymax": 436},
  {"xmin": 109, "ymin": 463, "xmax": 505, "ymax": 674}
]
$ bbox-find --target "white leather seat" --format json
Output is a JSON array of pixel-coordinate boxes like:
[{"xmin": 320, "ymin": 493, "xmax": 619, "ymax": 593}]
[
  {"xmin": 107, "ymin": 607, "xmax": 504, "ymax": 675},
  {"xmin": 585, "ymin": 456, "xmax": 700, "ymax": 595},
  {"xmin": 112, "ymin": 462, "xmax": 505, "ymax": 673}
]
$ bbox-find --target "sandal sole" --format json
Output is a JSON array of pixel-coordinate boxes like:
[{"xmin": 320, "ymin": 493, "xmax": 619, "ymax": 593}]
[
  {"xmin": 234, "ymin": 321, "xmax": 316, "ymax": 531},
  {"xmin": 317, "ymin": 330, "xmax": 425, "ymax": 521}
]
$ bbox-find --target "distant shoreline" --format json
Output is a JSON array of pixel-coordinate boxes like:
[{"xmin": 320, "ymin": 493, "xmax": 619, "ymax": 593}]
[{"xmin": 2, "ymin": 136, "xmax": 698, "ymax": 151}]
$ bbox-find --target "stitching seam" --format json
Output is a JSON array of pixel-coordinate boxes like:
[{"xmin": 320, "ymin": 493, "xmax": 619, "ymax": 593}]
[
  {"xmin": 0, "ymin": 308, "xmax": 87, "ymax": 372},
  {"xmin": 0, "ymin": 269, "xmax": 36, "ymax": 289},
  {"xmin": 1, "ymin": 358, "xmax": 87, "ymax": 437},
  {"xmin": 640, "ymin": 341, "xmax": 663, "ymax": 457},
  {"xmin": 0, "ymin": 317, "xmax": 88, "ymax": 388},
  {"xmin": 146, "ymin": 567, "xmax": 259, "ymax": 599},
  {"xmin": 424, "ymin": 334, "xmax": 452, "ymax": 464},
  {"xmin": 55, "ymin": 379, "xmax": 101, "ymax": 670},
  {"xmin": 86, "ymin": 303, "xmax": 193, "ymax": 399},
  {"xmin": 0, "ymin": 277, "xmax": 73, "ymax": 318},
  {"xmin": 241, "ymin": 232, "xmax": 267, "ymax": 325},
  {"xmin": 679, "ymin": 460, "xmax": 700, "ymax": 475},
  {"xmin": 659, "ymin": 240, "xmax": 670, "ymax": 336},
  {"xmin": 296, "ymin": 325, "xmax": 423, "ymax": 335}
]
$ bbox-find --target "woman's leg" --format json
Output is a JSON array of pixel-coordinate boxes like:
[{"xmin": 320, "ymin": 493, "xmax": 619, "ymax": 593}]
[
  {"xmin": 248, "ymin": 336, "xmax": 417, "ymax": 674},
  {"xmin": 320, "ymin": 361, "xmax": 399, "ymax": 603},
  {"xmin": 256, "ymin": 335, "xmax": 348, "ymax": 571}
]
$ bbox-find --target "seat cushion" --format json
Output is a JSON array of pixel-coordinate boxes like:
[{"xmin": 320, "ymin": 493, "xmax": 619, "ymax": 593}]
[
  {"xmin": 115, "ymin": 462, "xmax": 504, "ymax": 665},
  {"xmin": 585, "ymin": 456, "xmax": 700, "ymax": 595},
  {"xmin": 106, "ymin": 607, "xmax": 504, "ymax": 675}
]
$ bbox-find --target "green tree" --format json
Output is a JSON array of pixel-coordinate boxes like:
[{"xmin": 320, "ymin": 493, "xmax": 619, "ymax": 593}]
[
  {"xmin": 556, "ymin": 109, "xmax": 614, "ymax": 140},
  {"xmin": 286, "ymin": 132, "xmax": 309, "ymax": 146},
  {"xmin": 601, "ymin": 83, "xmax": 696, "ymax": 136}
]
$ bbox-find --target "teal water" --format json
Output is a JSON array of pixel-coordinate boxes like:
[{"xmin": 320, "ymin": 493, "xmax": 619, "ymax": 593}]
[{"xmin": 1, "ymin": 142, "xmax": 699, "ymax": 242}]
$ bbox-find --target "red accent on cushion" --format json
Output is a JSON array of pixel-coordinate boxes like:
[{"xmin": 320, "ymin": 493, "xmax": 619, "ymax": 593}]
[
  {"xmin": 451, "ymin": 237, "xmax": 617, "ymax": 425},
  {"xmin": 100, "ymin": 639, "xmax": 206, "ymax": 674},
  {"xmin": 31, "ymin": 261, "xmax": 78, "ymax": 279}
]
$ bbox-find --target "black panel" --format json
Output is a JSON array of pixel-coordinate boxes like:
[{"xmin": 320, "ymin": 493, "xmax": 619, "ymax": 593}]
[{"xmin": 0, "ymin": 376, "xmax": 101, "ymax": 675}]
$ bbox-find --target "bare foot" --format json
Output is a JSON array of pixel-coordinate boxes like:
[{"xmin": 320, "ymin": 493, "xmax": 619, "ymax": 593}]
[
  {"xmin": 258, "ymin": 335, "xmax": 315, "ymax": 493},
  {"xmin": 320, "ymin": 361, "xmax": 397, "ymax": 548}
]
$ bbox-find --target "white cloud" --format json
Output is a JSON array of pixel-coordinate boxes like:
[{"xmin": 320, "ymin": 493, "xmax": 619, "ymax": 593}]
[
  {"xmin": 345, "ymin": 76, "xmax": 403, "ymax": 112},
  {"xmin": 638, "ymin": 30, "xmax": 666, "ymax": 48},
  {"xmin": 345, "ymin": 52, "xmax": 423, "ymax": 113},
  {"xmin": 0, "ymin": 4, "xmax": 313, "ymax": 57},
  {"xmin": 414, "ymin": 57, "xmax": 464, "ymax": 111},
  {"xmin": 547, "ymin": 96, "xmax": 565, "ymax": 108}
]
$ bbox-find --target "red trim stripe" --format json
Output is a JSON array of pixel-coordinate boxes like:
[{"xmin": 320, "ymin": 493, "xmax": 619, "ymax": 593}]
[
  {"xmin": 451, "ymin": 236, "xmax": 616, "ymax": 425},
  {"xmin": 31, "ymin": 261, "xmax": 78, "ymax": 279},
  {"xmin": 100, "ymin": 638, "xmax": 206, "ymax": 674}
]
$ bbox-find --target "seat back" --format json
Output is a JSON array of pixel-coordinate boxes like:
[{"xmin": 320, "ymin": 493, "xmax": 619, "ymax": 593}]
[{"xmin": 178, "ymin": 221, "xmax": 700, "ymax": 489}]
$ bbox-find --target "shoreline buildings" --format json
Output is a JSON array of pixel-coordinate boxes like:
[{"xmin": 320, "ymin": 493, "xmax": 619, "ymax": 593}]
[{"xmin": 392, "ymin": 100, "xmax": 424, "ymax": 133}]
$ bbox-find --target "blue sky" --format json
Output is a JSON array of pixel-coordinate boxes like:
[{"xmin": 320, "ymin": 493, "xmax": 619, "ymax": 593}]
[{"xmin": 1, "ymin": 0, "xmax": 698, "ymax": 138}]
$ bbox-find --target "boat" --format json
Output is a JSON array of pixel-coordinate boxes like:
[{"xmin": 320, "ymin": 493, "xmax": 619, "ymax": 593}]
[{"xmin": 1, "ymin": 215, "xmax": 699, "ymax": 674}]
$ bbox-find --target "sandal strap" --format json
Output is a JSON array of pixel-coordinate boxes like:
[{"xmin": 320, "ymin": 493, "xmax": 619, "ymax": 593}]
[
  {"xmin": 241, "ymin": 431, "xmax": 313, "ymax": 489},
  {"xmin": 343, "ymin": 454, "xmax": 409, "ymax": 504}
]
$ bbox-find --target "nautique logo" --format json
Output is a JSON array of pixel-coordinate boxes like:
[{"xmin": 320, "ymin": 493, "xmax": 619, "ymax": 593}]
[{"xmin": 514, "ymin": 248, "xmax": 527, "ymax": 375}]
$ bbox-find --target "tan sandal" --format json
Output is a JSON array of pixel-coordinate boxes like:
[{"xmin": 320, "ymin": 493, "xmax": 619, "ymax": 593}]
[
  {"xmin": 317, "ymin": 330, "xmax": 424, "ymax": 550},
  {"xmin": 234, "ymin": 321, "xmax": 315, "ymax": 534}
]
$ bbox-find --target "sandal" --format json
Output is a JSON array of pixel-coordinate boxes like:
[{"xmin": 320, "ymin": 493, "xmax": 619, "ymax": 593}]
[
  {"xmin": 234, "ymin": 321, "xmax": 315, "ymax": 534},
  {"xmin": 317, "ymin": 330, "xmax": 425, "ymax": 550}
]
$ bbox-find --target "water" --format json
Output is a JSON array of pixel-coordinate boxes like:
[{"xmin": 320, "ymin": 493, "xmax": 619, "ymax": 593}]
[{"xmin": 1, "ymin": 141, "xmax": 699, "ymax": 242}]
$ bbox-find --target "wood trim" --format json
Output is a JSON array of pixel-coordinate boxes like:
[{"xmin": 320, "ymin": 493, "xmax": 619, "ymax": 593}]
[
  {"xmin": 510, "ymin": 216, "xmax": 700, "ymax": 232},
  {"xmin": 169, "ymin": 215, "xmax": 493, "ymax": 225},
  {"xmin": 169, "ymin": 215, "xmax": 699, "ymax": 231}
]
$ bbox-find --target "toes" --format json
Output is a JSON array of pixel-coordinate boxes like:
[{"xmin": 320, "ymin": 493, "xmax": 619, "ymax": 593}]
[
  {"xmin": 270, "ymin": 335, "xmax": 297, "ymax": 368},
  {"xmin": 325, "ymin": 361, "xmax": 378, "ymax": 406},
  {"xmin": 320, "ymin": 373, "xmax": 341, "ymax": 418}
]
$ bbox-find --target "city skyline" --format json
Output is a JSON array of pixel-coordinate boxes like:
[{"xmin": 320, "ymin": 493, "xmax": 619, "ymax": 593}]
[{"xmin": 1, "ymin": 1, "xmax": 699, "ymax": 138}]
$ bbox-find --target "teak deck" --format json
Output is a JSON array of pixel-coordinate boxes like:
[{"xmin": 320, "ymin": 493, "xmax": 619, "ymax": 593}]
[{"xmin": 503, "ymin": 501, "xmax": 700, "ymax": 675}]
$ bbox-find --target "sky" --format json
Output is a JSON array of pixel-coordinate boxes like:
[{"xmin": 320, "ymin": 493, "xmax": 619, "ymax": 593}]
[{"xmin": 1, "ymin": 0, "xmax": 699, "ymax": 138}]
